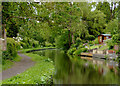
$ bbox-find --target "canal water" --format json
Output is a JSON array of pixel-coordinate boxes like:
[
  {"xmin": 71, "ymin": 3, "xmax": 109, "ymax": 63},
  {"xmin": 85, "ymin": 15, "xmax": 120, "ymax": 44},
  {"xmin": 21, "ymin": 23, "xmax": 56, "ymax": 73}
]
[{"xmin": 31, "ymin": 49, "xmax": 119, "ymax": 84}]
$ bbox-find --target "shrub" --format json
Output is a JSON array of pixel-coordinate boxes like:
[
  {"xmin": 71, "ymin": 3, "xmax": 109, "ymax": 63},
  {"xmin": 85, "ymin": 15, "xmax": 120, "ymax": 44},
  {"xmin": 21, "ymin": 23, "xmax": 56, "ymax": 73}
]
[
  {"xmin": 73, "ymin": 48, "xmax": 87, "ymax": 56},
  {"xmin": 33, "ymin": 40, "xmax": 39, "ymax": 48},
  {"xmin": 116, "ymin": 50, "xmax": 120, "ymax": 54},
  {"xmin": 2, "ymin": 38, "xmax": 17, "ymax": 60},
  {"xmin": 85, "ymin": 35, "xmax": 95, "ymax": 40},
  {"xmin": 22, "ymin": 37, "xmax": 30, "ymax": 48},
  {"xmin": 22, "ymin": 37, "xmax": 39, "ymax": 48},
  {"xmin": 71, "ymin": 43, "xmax": 79, "ymax": 48},
  {"xmin": 78, "ymin": 44, "xmax": 84, "ymax": 49},
  {"xmin": 73, "ymin": 49, "xmax": 82, "ymax": 55},
  {"xmin": 81, "ymin": 48, "xmax": 87, "ymax": 52},
  {"xmin": 15, "ymin": 42, "xmax": 21, "ymax": 50},
  {"xmin": 45, "ymin": 42, "xmax": 53, "ymax": 47},
  {"xmin": 20, "ymin": 42, "xmax": 27, "ymax": 49},
  {"xmin": 55, "ymin": 30, "xmax": 70, "ymax": 50},
  {"xmin": 67, "ymin": 48, "xmax": 76, "ymax": 55},
  {"xmin": 93, "ymin": 38, "xmax": 99, "ymax": 44},
  {"xmin": 106, "ymin": 39, "xmax": 114, "ymax": 49}
]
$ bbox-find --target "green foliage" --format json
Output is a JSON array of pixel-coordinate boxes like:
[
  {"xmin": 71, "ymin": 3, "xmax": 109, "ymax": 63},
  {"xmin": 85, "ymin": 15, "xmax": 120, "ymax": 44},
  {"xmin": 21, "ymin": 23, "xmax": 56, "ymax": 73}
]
[
  {"xmin": 55, "ymin": 30, "xmax": 70, "ymax": 50},
  {"xmin": 79, "ymin": 47, "xmax": 88, "ymax": 53},
  {"xmin": 2, "ymin": 53, "xmax": 54, "ymax": 84},
  {"xmin": 73, "ymin": 49, "xmax": 82, "ymax": 55},
  {"xmin": 20, "ymin": 42, "xmax": 27, "ymax": 49},
  {"xmin": 112, "ymin": 34, "xmax": 120, "ymax": 44},
  {"xmin": 89, "ymin": 45, "xmax": 99, "ymax": 49},
  {"xmin": 78, "ymin": 44, "xmax": 84, "ymax": 49},
  {"xmin": 45, "ymin": 42, "xmax": 53, "ymax": 47},
  {"xmin": 85, "ymin": 35, "xmax": 95, "ymax": 40},
  {"xmin": 105, "ymin": 19, "xmax": 118, "ymax": 35},
  {"xmin": 93, "ymin": 38, "xmax": 99, "ymax": 44},
  {"xmin": 116, "ymin": 50, "xmax": 120, "ymax": 54},
  {"xmin": 75, "ymin": 37, "xmax": 82, "ymax": 44},
  {"xmin": 73, "ymin": 48, "xmax": 87, "ymax": 56},
  {"xmin": 106, "ymin": 39, "xmax": 115, "ymax": 49},
  {"xmin": 67, "ymin": 48, "xmax": 76, "ymax": 55},
  {"xmin": 22, "ymin": 37, "xmax": 39, "ymax": 48},
  {"xmin": 2, "ymin": 38, "xmax": 18, "ymax": 60},
  {"xmin": 86, "ymin": 10, "xmax": 106, "ymax": 36},
  {"xmin": 15, "ymin": 42, "xmax": 21, "ymax": 50}
]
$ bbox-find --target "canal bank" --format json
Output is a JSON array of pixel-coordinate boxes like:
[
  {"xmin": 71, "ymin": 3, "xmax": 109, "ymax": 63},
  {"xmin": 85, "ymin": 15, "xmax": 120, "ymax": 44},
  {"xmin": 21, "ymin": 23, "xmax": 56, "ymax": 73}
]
[
  {"xmin": 2, "ymin": 48, "xmax": 119, "ymax": 84},
  {"xmin": 2, "ymin": 48, "xmax": 55, "ymax": 84},
  {"xmin": 30, "ymin": 49, "xmax": 119, "ymax": 84}
]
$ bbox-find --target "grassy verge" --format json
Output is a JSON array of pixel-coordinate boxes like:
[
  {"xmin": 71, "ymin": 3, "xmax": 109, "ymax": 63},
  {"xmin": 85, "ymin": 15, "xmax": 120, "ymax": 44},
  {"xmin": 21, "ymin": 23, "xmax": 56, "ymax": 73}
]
[
  {"xmin": 1, "ymin": 55, "xmax": 22, "ymax": 71},
  {"xmin": 2, "ymin": 53, "xmax": 54, "ymax": 84},
  {"xmin": 19, "ymin": 47, "xmax": 55, "ymax": 53}
]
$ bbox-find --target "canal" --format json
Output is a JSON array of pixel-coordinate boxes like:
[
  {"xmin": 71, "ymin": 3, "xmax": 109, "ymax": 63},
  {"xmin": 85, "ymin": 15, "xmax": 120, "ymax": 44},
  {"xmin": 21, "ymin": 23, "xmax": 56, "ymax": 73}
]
[{"xmin": 31, "ymin": 49, "xmax": 119, "ymax": 84}]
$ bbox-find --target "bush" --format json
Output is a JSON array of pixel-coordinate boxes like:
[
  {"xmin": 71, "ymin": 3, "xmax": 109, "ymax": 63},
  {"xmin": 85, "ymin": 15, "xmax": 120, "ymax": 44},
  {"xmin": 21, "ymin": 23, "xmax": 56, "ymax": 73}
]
[
  {"xmin": 15, "ymin": 42, "xmax": 21, "ymax": 50},
  {"xmin": 78, "ymin": 44, "xmax": 84, "ymax": 49},
  {"xmin": 55, "ymin": 30, "xmax": 70, "ymax": 50},
  {"xmin": 73, "ymin": 49, "xmax": 82, "ymax": 55},
  {"xmin": 85, "ymin": 35, "xmax": 95, "ymax": 40},
  {"xmin": 73, "ymin": 48, "xmax": 87, "ymax": 56},
  {"xmin": 20, "ymin": 42, "xmax": 27, "ymax": 49},
  {"xmin": 93, "ymin": 38, "xmax": 99, "ymax": 44},
  {"xmin": 81, "ymin": 48, "xmax": 87, "ymax": 52},
  {"xmin": 33, "ymin": 40, "xmax": 39, "ymax": 48},
  {"xmin": 106, "ymin": 39, "xmax": 114, "ymax": 49},
  {"xmin": 45, "ymin": 42, "xmax": 53, "ymax": 47},
  {"xmin": 116, "ymin": 50, "xmax": 120, "ymax": 54},
  {"xmin": 67, "ymin": 48, "xmax": 76, "ymax": 55},
  {"xmin": 2, "ymin": 38, "xmax": 17, "ymax": 60},
  {"xmin": 22, "ymin": 37, "xmax": 39, "ymax": 48}
]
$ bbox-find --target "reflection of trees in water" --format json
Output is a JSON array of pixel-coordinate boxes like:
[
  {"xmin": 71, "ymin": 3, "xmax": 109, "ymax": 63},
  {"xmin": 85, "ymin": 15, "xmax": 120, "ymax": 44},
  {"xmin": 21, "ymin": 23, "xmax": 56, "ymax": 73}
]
[
  {"xmin": 54, "ymin": 51, "xmax": 72, "ymax": 84},
  {"xmin": 32, "ymin": 50, "xmax": 119, "ymax": 84},
  {"xmin": 54, "ymin": 52, "xmax": 118, "ymax": 84}
]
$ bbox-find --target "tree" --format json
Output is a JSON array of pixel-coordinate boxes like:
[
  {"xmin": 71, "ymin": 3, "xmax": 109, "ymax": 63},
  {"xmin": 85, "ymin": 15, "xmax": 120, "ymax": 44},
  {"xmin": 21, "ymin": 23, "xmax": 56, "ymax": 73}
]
[
  {"xmin": 86, "ymin": 10, "xmax": 106, "ymax": 36},
  {"xmin": 105, "ymin": 19, "xmax": 118, "ymax": 36},
  {"xmin": 96, "ymin": 2, "xmax": 118, "ymax": 23}
]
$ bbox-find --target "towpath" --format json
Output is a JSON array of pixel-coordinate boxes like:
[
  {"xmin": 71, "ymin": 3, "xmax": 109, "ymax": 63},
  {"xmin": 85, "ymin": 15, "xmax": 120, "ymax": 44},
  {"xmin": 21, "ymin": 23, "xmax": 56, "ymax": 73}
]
[{"xmin": 0, "ymin": 52, "xmax": 35, "ymax": 80}]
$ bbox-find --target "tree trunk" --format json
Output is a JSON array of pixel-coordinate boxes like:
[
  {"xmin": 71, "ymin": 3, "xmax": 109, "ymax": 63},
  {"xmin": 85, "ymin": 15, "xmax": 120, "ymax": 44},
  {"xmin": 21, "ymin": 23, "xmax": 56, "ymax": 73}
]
[
  {"xmin": 71, "ymin": 32, "xmax": 75, "ymax": 44},
  {"xmin": 68, "ymin": 29, "xmax": 71, "ymax": 48}
]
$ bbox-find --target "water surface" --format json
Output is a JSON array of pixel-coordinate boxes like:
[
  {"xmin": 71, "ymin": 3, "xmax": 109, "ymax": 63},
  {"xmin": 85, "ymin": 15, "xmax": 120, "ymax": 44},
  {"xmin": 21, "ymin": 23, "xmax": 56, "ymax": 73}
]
[{"xmin": 32, "ymin": 49, "xmax": 119, "ymax": 84}]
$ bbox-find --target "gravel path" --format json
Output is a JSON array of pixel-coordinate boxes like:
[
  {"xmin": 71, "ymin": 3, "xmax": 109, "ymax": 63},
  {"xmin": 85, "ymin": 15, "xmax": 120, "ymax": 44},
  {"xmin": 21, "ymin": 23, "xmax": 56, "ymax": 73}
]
[{"xmin": 0, "ymin": 52, "xmax": 35, "ymax": 80}]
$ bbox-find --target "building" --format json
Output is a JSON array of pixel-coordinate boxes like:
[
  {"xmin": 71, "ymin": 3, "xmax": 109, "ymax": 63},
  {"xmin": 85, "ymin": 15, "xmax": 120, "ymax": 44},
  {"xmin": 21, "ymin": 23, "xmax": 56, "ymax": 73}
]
[{"xmin": 98, "ymin": 34, "xmax": 111, "ymax": 44}]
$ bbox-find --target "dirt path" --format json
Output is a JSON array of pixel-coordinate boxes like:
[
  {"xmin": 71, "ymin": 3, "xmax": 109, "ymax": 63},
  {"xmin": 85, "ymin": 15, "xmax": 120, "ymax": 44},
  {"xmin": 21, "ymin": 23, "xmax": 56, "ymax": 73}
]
[{"xmin": 0, "ymin": 52, "xmax": 35, "ymax": 80}]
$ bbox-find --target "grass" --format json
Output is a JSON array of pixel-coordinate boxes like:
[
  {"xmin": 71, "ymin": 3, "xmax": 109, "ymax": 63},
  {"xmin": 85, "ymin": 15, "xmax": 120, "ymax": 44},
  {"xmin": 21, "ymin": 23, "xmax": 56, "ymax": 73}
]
[
  {"xmin": 19, "ymin": 47, "xmax": 55, "ymax": 53},
  {"xmin": 2, "ymin": 53, "xmax": 54, "ymax": 84},
  {"xmin": 2, "ymin": 55, "xmax": 22, "ymax": 71}
]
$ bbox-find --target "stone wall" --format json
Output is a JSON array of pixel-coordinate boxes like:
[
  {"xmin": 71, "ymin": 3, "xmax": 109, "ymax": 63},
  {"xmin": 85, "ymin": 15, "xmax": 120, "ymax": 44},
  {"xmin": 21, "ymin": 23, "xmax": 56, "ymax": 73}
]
[{"xmin": 93, "ymin": 50, "xmax": 107, "ymax": 54}]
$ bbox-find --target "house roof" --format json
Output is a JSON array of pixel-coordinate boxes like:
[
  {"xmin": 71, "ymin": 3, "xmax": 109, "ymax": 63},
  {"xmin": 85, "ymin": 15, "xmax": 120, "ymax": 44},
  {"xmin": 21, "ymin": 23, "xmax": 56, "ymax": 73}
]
[{"xmin": 98, "ymin": 34, "xmax": 111, "ymax": 36}]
